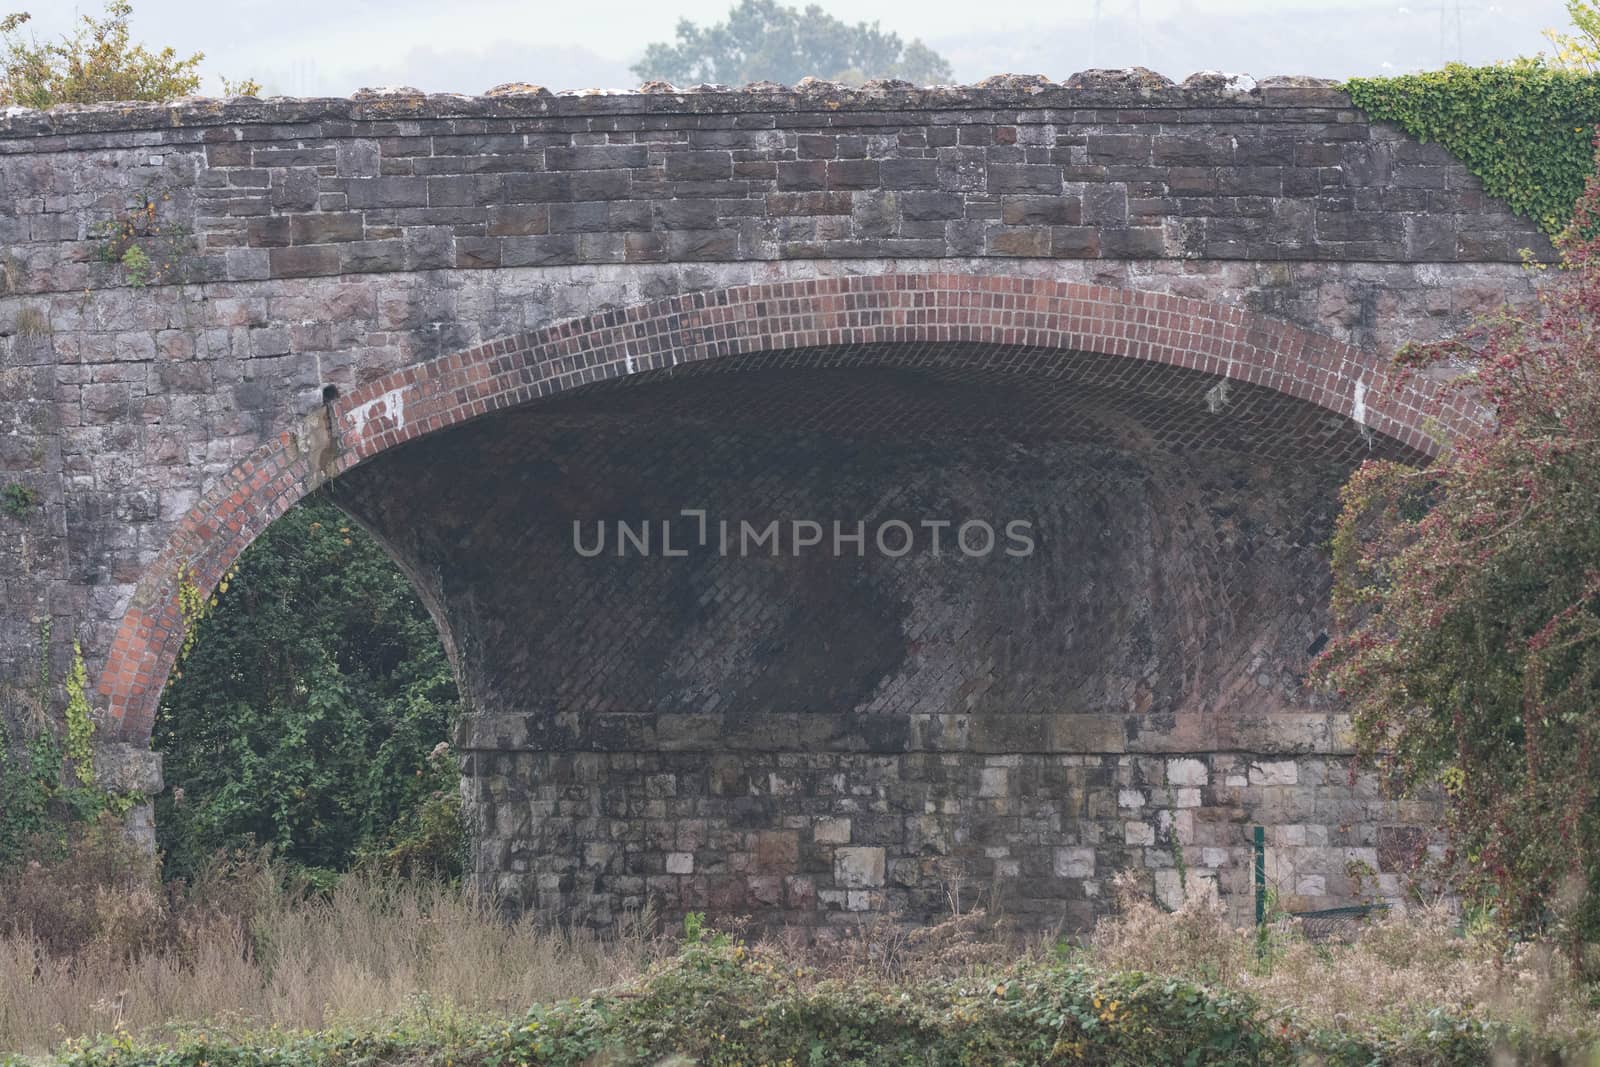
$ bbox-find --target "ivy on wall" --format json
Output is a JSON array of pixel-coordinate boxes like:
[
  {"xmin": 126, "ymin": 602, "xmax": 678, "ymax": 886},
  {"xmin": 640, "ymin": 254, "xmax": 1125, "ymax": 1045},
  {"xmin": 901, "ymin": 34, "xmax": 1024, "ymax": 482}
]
[
  {"xmin": 0, "ymin": 624, "xmax": 135, "ymax": 866},
  {"xmin": 64, "ymin": 641, "xmax": 95, "ymax": 785},
  {"xmin": 1346, "ymin": 60, "xmax": 1600, "ymax": 236}
]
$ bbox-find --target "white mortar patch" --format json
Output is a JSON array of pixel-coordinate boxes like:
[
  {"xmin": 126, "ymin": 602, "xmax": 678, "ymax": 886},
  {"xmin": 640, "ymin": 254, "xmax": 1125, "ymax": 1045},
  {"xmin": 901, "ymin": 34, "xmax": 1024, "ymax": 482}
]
[{"xmin": 347, "ymin": 386, "xmax": 408, "ymax": 439}]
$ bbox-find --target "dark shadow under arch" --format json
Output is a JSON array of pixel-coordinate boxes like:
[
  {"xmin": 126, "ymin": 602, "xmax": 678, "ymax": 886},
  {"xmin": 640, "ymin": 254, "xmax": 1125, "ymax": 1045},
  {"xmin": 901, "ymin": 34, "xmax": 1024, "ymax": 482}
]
[{"xmin": 99, "ymin": 272, "xmax": 1474, "ymax": 743}]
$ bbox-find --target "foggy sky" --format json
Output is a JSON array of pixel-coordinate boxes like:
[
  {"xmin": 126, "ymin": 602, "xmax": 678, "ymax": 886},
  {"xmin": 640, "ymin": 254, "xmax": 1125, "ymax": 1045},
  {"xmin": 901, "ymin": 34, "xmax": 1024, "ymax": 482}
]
[{"xmin": 20, "ymin": 0, "xmax": 1571, "ymax": 98}]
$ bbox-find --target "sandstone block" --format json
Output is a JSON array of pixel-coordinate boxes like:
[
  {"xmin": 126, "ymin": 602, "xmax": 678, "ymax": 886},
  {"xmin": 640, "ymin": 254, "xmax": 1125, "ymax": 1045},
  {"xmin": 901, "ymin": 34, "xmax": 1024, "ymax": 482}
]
[
  {"xmin": 814, "ymin": 817, "xmax": 851, "ymax": 844},
  {"xmin": 834, "ymin": 846, "xmax": 886, "ymax": 888},
  {"xmin": 1054, "ymin": 846, "xmax": 1096, "ymax": 879}
]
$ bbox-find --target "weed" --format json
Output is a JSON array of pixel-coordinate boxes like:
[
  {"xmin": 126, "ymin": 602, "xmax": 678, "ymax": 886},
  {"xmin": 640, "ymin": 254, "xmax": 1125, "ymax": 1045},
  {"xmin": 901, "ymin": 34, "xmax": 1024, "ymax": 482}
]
[
  {"xmin": 2, "ymin": 481, "xmax": 39, "ymax": 518},
  {"xmin": 15, "ymin": 305, "xmax": 49, "ymax": 336}
]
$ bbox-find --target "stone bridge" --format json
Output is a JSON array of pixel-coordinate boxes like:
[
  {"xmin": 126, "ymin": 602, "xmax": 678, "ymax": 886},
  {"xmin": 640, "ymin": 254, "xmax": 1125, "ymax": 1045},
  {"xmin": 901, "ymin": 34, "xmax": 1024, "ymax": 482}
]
[{"xmin": 0, "ymin": 71, "xmax": 1549, "ymax": 932}]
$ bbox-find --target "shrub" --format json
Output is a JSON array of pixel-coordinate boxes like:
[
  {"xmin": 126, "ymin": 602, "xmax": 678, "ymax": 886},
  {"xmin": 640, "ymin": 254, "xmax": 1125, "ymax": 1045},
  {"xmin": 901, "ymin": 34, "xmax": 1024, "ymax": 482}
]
[
  {"xmin": 0, "ymin": 815, "xmax": 165, "ymax": 959},
  {"xmin": 155, "ymin": 497, "xmax": 462, "ymax": 884},
  {"xmin": 0, "ymin": 1, "xmax": 258, "ymax": 108},
  {"xmin": 1311, "ymin": 140, "xmax": 1600, "ymax": 967},
  {"xmin": 42, "ymin": 927, "xmax": 1597, "ymax": 1067}
]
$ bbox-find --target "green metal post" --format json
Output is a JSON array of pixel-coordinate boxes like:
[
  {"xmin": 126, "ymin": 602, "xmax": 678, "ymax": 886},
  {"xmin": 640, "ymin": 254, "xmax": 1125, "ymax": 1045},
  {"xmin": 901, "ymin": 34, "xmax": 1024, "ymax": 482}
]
[{"xmin": 1253, "ymin": 825, "xmax": 1266, "ymax": 925}]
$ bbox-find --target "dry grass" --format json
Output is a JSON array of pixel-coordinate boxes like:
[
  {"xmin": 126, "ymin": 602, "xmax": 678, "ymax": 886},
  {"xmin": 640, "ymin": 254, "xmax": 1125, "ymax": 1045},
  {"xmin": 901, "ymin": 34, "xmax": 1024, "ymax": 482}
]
[
  {"xmin": 1090, "ymin": 871, "xmax": 1599, "ymax": 1046},
  {"xmin": 785, "ymin": 908, "xmax": 1044, "ymax": 985},
  {"xmin": 3, "ymin": 833, "xmax": 1596, "ymax": 1057},
  {"xmin": 13, "ymin": 306, "xmax": 49, "ymax": 338},
  {"xmin": 0, "ymin": 847, "xmax": 653, "ymax": 1055}
]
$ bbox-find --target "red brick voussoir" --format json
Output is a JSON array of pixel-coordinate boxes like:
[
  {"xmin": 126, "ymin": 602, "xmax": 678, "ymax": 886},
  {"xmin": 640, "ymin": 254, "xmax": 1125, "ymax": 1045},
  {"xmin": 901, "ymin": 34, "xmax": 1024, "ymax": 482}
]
[{"xmin": 98, "ymin": 271, "xmax": 1482, "ymax": 742}]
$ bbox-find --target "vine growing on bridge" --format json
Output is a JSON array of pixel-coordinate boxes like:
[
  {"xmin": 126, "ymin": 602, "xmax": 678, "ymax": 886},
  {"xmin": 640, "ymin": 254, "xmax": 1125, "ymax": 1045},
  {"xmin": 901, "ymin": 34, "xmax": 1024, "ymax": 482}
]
[
  {"xmin": 63, "ymin": 640, "xmax": 94, "ymax": 785},
  {"xmin": 1346, "ymin": 61, "xmax": 1600, "ymax": 236},
  {"xmin": 174, "ymin": 561, "xmax": 219, "ymax": 669},
  {"xmin": 0, "ymin": 622, "xmax": 132, "ymax": 866}
]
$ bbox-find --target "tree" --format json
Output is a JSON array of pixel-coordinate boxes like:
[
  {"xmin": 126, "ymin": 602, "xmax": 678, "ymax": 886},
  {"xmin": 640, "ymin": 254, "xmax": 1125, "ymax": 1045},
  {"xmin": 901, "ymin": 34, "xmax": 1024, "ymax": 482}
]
[
  {"xmin": 1311, "ymin": 142, "xmax": 1600, "ymax": 969},
  {"xmin": 0, "ymin": 0, "xmax": 257, "ymax": 108},
  {"xmin": 155, "ymin": 497, "xmax": 462, "ymax": 884},
  {"xmin": 631, "ymin": 0, "xmax": 953, "ymax": 87},
  {"xmin": 1546, "ymin": 0, "xmax": 1600, "ymax": 71}
]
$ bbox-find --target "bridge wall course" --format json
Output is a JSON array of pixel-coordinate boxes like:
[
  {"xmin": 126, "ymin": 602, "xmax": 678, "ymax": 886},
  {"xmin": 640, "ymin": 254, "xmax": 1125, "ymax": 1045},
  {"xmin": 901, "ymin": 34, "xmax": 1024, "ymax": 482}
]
[{"xmin": 0, "ymin": 79, "xmax": 1553, "ymax": 303}]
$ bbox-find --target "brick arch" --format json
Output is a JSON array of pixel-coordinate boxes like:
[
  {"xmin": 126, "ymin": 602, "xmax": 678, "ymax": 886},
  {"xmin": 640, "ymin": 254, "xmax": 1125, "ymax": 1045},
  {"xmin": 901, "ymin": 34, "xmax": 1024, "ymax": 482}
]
[{"xmin": 99, "ymin": 271, "xmax": 1481, "ymax": 743}]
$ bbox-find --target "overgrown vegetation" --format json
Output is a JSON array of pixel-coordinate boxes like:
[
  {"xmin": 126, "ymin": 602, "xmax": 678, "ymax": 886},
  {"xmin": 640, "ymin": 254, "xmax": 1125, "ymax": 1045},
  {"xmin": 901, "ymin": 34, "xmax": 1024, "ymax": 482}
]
[
  {"xmin": 2, "ymin": 855, "xmax": 1594, "ymax": 1063},
  {"xmin": 1335, "ymin": 2, "xmax": 1600, "ymax": 236},
  {"xmin": 632, "ymin": 0, "xmax": 952, "ymax": 87},
  {"xmin": 0, "ymin": 821, "xmax": 651, "ymax": 1055},
  {"xmin": 0, "ymin": 621, "xmax": 136, "ymax": 871},
  {"xmin": 155, "ymin": 497, "xmax": 463, "ymax": 886},
  {"xmin": 0, "ymin": 1, "xmax": 256, "ymax": 107},
  {"xmin": 1346, "ymin": 61, "xmax": 1600, "ymax": 236},
  {"xmin": 1312, "ymin": 140, "xmax": 1600, "ymax": 970}
]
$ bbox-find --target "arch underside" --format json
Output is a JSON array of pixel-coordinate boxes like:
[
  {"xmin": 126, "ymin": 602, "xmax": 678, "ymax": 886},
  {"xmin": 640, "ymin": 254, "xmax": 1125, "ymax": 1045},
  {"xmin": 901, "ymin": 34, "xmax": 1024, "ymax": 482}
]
[
  {"xmin": 323, "ymin": 341, "xmax": 1415, "ymax": 926},
  {"xmin": 98, "ymin": 274, "xmax": 1451, "ymax": 930}
]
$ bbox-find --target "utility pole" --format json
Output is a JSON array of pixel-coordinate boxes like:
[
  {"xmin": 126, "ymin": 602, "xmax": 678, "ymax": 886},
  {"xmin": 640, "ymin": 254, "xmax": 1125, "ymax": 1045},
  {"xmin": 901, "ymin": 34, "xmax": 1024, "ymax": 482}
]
[
  {"xmin": 1091, "ymin": 0, "xmax": 1103, "ymax": 67},
  {"xmin": 1439, "ymin": 0, "xmax": 1466, "ymax": 64},
  {"xmin": 1133, "ymin": 0, "xmax": 1146, "ymax": 68}
]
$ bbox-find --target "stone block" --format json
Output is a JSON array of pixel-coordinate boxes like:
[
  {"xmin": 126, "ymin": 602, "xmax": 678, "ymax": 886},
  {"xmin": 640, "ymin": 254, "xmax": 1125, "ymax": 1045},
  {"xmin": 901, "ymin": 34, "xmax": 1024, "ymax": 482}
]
[
  {"xmin": 344, "ymin": 176, "xmax": 427, "ymax": 208},
  {"xmin": 289, "ymin": 212, "xmax": 363, "ymax": 245},
  {"xmin": 666, "ymin": 152, "xmax": 734, "ymax": 181},
  {"xmin": 748, "ymin": 875, "xmax": 783, "ymax": 905},
  {"xmin": 978, "ymin": 766, "xmax": 1009, "ymax": 797},
  {"xmin": 1250, "ymin": 760, "xmax": 1300, "ymax": 786},
  {"xmin": 785, "ymin": 876, "xmax": 816, "ymax": 908},
  {"xmin": 756, "ymin": 830, "xmax": 799, "ymax": 871},
  {"xmin": 1165, "ymin": 758, "xmax": 1209, "ymax": 786},
  {"xmin": 814, "ymin": 817, "xmax": 851, "ymax": 845},
  {"xmin": 546, "ymin": 145, "xmax": 648, "ymax": 170},
  {"xmin": 1054, "ymin": 847, "xmax": 1096, "ymax": 879},
  {"xmin": 987, "ymin": 163, "xmax": 1062, "ymax": 194},
  {"xmin": 1154, "ymin": 868, "xmax": 1185, "ymax": 910},
  {"xmin": 92, "ymin": 743, "xmax": 163, "ymax": 793},
  {"xmin": 880, "ymin": 157, "xmax": 938, "ymax": 189},
  {"xmin": 826, "ymin": 159, "xmax": 879, "ymax": 189},
  {"xmin": 834, "ymin": 847, "xmax": 886, "ymax": 888}
]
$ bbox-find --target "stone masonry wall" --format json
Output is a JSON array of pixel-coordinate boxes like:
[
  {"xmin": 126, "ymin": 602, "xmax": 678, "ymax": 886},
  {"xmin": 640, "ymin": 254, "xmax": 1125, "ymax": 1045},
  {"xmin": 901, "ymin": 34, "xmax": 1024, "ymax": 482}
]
[
  {"xmin": 466, "ymin": 749, "xmax": 1425, "ymax": 932},
  {"xmin": 0, "ymin": 74, "xmax": 1531, "ymax": 926}
]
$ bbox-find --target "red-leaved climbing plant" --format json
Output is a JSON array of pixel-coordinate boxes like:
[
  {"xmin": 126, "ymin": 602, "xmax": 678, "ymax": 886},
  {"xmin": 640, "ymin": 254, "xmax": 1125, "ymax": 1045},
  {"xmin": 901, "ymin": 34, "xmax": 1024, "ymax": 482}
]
[{"xmin": 1313, "ymin": 140, "xmax": 1600, "ymax": 968}]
